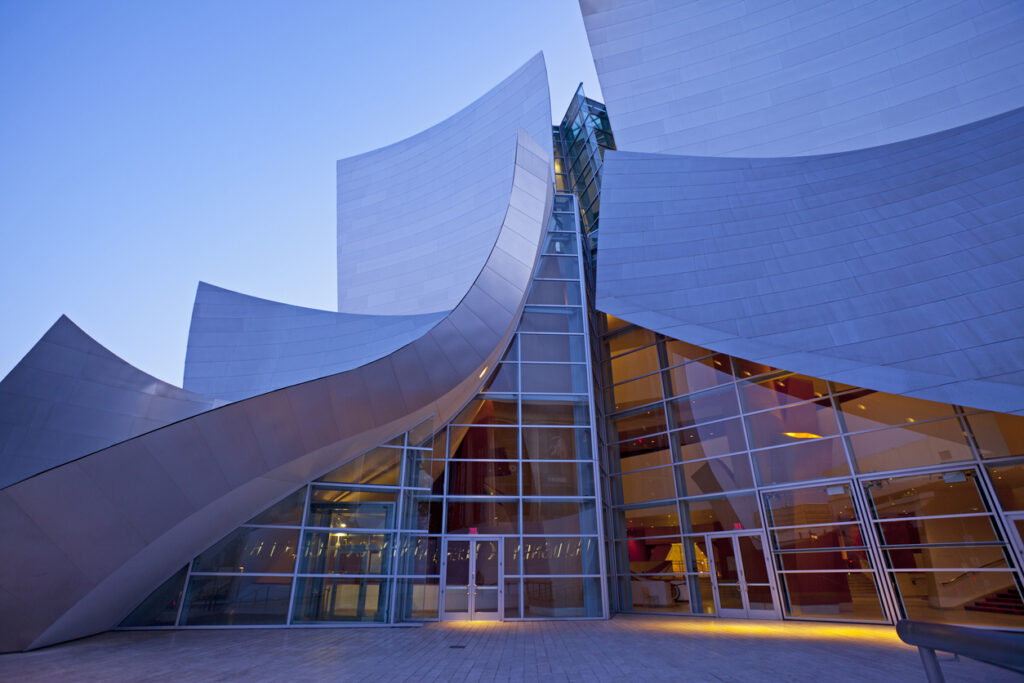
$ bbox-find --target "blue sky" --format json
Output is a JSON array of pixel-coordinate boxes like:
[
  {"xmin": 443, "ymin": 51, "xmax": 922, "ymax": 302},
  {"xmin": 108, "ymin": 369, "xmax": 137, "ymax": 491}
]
[{"xmin": 0, "ymin": 0, "xmax": 601, "ymax": 384}]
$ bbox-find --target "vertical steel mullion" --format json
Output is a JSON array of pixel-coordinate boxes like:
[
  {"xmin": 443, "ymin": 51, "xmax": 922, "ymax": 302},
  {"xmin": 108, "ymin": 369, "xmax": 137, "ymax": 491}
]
[
  {"xmin": 285, "ymin": 484, "xmax": 312, "ymax": 626},
  {"xmin": 388, "ymin": 437, "xmax": 407, "ymax": 624},
  {"xmin": 849, "ymin": 475, "xmax": 902, "ymax": 624}
]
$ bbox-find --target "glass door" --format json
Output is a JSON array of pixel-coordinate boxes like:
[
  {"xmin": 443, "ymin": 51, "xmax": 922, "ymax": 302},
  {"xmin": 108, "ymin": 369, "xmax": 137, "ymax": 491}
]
[
  {"xmin": 708, "ymin": 531, "xmax": 779, "ymax": 619},
  {"xmin": 442, "ymin": 537, "xmax": 503, "ymax": 621}
]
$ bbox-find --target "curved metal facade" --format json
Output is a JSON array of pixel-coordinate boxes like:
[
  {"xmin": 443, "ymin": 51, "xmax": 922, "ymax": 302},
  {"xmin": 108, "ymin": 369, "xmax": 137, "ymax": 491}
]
[
  {"xmin": 580, "ymin": 0, "xmax": 1024, "ymax": 156},
  {"xmin": 183, "ymin": 282, "xmax": 445, "ymax": 402},
  {"xmin": 336, "ymin": 52, "xmax": 551, "ymax": 315},
  {"xmin": 0, "ymin": 316, "xmax": 221, "ymax": 489},
  {"xmin": 0, "ymin": 129, "xmax": 552, "ymax": 653},
  {"xmin": 595, "ymin": 108, "xmax": 1024, "ymax": 415}
]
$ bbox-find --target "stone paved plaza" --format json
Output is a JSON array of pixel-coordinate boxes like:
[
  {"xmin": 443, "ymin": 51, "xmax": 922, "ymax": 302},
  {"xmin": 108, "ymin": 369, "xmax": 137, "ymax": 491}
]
[{"xmin": 0, "ymin": 615, "xmax": 1019, "ymax": 682}]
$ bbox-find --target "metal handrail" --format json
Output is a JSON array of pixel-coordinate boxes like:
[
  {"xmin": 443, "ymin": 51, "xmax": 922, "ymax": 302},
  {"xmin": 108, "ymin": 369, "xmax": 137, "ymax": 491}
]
[{"xmin": 896, "ymin": 619, "xmax": 1024, "ymax": 682}]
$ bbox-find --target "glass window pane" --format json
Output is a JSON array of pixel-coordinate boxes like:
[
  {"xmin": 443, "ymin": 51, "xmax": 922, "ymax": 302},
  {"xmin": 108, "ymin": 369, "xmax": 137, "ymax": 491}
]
[
  {"xmin": 395, "ymin": 578, "xmax": 439, "ymax": 620},
  {"xmin": 674, "ymin": 419, "xmax": 747, "ymax": 461},
  {"xmin": 182, "ymin": 576, "xmax": 292, "ymax": 625},
  {"xmin": 753, "ymin": 438, "xmax": 851, "ymax": 485},
  {"xmin": 628, "ymin": 536, "xmax": 686, "ymax": 574},
  {"xmin": 522, "ymin": 395, "xmax": 590, "ymax": 425},
  {"xmin": 892, "ymin": 571, "xmax": 1023, "ymax": 628},
  {"xmin": 618, "ymin": 434, "xmax": 671, "ymax": 472},
  {"xmin": 552, "ymin": 195, "xmax": 574, "ymax": 213},
  {"xmin": 522, "ymin": 577, "xmax": 602, "ymax": 617},
  {"xmin": 192, "ymin": 528, "xmax": 298, "ymax": 574},
  {"xmin": 396, "ymin": 535, "xmax": 441, "ymax": 575},
  {"xmin": 521, "ymin": 363, "xmax": 588, "ymax": 394},
  {"xmin": 610, "ymin": 346, "xmax": 659, "ymax": 384},
  {"xmin": 630, "ymin": 575, "xmax": 693, "ymax": 613},
  {"xmin": 292, "ymin": 577, "xmax": 388, "ymax": 623},
  {"xmin": 620, "ymin": 467, "xmax": 676, "ymax": 504},
  {"xmin": 447, "ymin": 460, "xmax": 519, "ymax": 496},
  {"xmin": 740, "ymin": 372, "xmax": 830, "ymax": 412},
  {"xmin": 244, "ymin": 487, "xmax": 306, "ymax": 526},
  {"xmin": 607, "ymin": 328, "xmax": 654, "ymax": 357},
  {"xmin": 448, "ymin": 425, "xmax": 517, "ymax": 460},
  {"xmin": 745, "ymin": 399, "xmax": 840, "ymax": 449},
  {"xmin": 612, "ymin": 406, "xmax": 666, "ymax": 441},
  {"xmin": 307, "ymin": 488, "xmax": 398, "ymax": 529},
  {"xmin": 318, "ymin": 448, "xmax": 401, "ymax": 487},
  {"xmin": 884, "ymin": 545, "xmax": 1008, "ymax": 570},
  {"xmin": 519, "ymin": 307, "xmax": 583, "ymax": 333},
  {"xmin": 521, "ymin": 427, "xmax": 592, "ymax": 460},
  {"xmin": 876, "ymin": 517, "xmax": 1000, "ymax": 545},
  {"xmin": 120, "ymin": 566, "xmax": 188, "ymax": 627},
  {"xmin": 987, "ymin": 463, "xmax": 1024, "ymax": 510},
  {"xmin": 298, "ymin": 532, "xmax": 392, "ymax": 575},
  {"xmin": 732, "ymin": 357, "xmax": 776, "ymax": 379},
  {"xmin": 612, "ymin": 374, "xmax": 662, "ymax": 412},
  {"xmin": 536, "ymin": 255, "xmax": 579, "ymax": 279},
  {"xmin": 404, "ymin": 452, "xmax": 445, "ymax": 490},
  {"xmin": 864, "ymin": 470, "xmax": 986, "ymax": 518},
  {"xmin": 779, "ymin": 572, "xmax": 884, "ymax": 621},
  {"xmin": 401, "ymin": 493, "xmax": 442, "ymax": 532},
  {"xmin": 968, "ymin": 412, "xmax": 1024, "ymax": 459},
  {"xmin": 664, "ymin": 355, "xmax": 733, "ymax": 397},
  {"xmin": 445, "ymin": 500, "xmax": 518, "ymax": 535},
  {"xmin": 603, "ymin": 314, "xmax": 629, "ymax": 333},
  {"xmin": 523, "ymin": 461, "xmax": 594, "ymax": 497},
  {"xmin": 679, "ymin": 454, "xmax": 755, "ymax": 496},
  {"xmin": 667, "ymin": 387, "xmax": 740, "ymax": 429},
  {"xmin": 835, "ymin": 391, "xmax": 955, "ymax": 433},
  {"xmin": 663, "ymin": 339, "xmax": 712, "ymax": 366},
  {"xmin": 763, "ymin": 485, "xmax": 856, "ymax": 527},
  {"xmin": 452, "ymin": 397, "xmax": 517, "ymax": 425},
  {"xmin": 624, "ymin": 505, "xmax": 679, "ymax": 538},
  {"xmin": 683, "ymin": 494, "xmax": 761, "ymax": 533},
  {"xmin": 522, "ymin": 537, "xmax": 599, "ymax": 575},
  {"xmin": 482, "ymin": 363, "xmax": 518, "ymax": 393},
  {"xmin": 526, "ymin": 279, "xmax": 582, "ymax": 305},
  {"xmin": 848, "ymin": 419, "xmax": 972, "ymax": 473},
  {"xmin": 771, "ymin": 524, "xmax": 866, "ymax": 551},
  {"xmin": 519, "ymin": 333, "xmax": 585, "ymax": 362},
  {"xmin": 543, "ymin": 232, "xmax": 576, "ymax": 255},
  {"xmin": 522, "ymin": 500, "xmax": 596, "ymax": 535}
]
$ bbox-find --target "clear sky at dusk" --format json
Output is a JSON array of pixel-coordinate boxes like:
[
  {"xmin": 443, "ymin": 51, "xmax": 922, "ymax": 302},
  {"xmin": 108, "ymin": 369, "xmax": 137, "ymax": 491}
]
[{"xmin": 0, "ymin": 0, "xmax": 601, "ymax": 384}]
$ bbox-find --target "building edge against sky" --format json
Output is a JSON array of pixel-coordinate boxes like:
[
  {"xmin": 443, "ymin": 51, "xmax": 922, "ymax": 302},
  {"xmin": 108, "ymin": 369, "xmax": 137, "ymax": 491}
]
[{"xmin": 1, "ymin": 0, "xmax": 1023, "ymax": 653}]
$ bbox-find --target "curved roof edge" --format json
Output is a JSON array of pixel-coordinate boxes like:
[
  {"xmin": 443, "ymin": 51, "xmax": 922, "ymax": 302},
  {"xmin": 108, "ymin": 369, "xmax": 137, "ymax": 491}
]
[
  {"xmin": 0, "ymin": 128, "xmax": 553, "ymax": 653},
  {"xmin": 0, "ymin": 316, "xmax": 222, "ymax": 489},
  {"xmin": 183, "ymin": 282, "xmax": 446, "ymax": 402},
  {"xmin": 336, "ymin": 52, "xmax": 551, "ymax": 315},
  {"xmin": 596, "ymin": 107, "xmax": 1024, "ymax": 415}
]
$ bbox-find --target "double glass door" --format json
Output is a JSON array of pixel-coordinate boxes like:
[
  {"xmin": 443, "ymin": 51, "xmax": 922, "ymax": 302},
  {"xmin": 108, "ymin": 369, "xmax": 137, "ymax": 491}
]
[
  {"xmin": 708, "ymin": 532, "xmax": 779, "ymax": 619},
  {"xmin": 442, "ymin": 537, "xmax": 503, "ymax": 621}
]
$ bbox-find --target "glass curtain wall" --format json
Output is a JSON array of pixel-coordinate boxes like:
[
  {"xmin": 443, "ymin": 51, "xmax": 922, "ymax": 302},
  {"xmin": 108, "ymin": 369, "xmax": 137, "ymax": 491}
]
[
  {"xmin": 599, "ymin": 315, "xmax": 1024, "ymax": 628},
  {"xmin": 122, "ymin": 194, "xmax": 607, "ymax": 628}
]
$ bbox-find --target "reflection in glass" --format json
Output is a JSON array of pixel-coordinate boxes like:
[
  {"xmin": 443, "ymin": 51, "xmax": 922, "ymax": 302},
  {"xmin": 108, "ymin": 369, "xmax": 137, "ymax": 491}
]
[
  {"xmin": 663, "ymin": 339, "xmax": 711, "ymax": 367},
  {"xmin": 193, "ymin": 528, "xmax": 298, "ymax": 574},
  {"xmin": 612, "ymin": 406, "xmax": 666, "ymax": 441},
  {"xmin": 684, "ymin": 495, "xmax": 761, "ymax": 533},
  {"xmin": 522, "ymin": 500, "xmax": 596, "ymax": 535},
  {"xmin": 763, "ymin": 485, "xmax": 857, "ymax": 527},
  {"xmin": 482, "ymin": 363, "xmax": 518, "ymax": 393},
  {"xmin": 864, "ymin": 470, "xmax": 986, "ymax": 519},
  {"xmin": 624, "ymin": 505, "xmax": 679, "ymax": 538},
  {"xmin": 396, "ymin": 535, "xmax": 440, "ymax": 575},
  {"xmin": 307, "ymin": 488, "xmax": 398, "ymax": 529},
  {"xmin": 610, "ymin": 346, "xmax": 659, "ymax": 384},
  {"xmin": 521, "ymin": 427, "xmax": 591, "ymax": 460},
  {"xmin": 674, "ymin": 419, "xmax": 747, "ymax": 461},
  {"xmin": 680, "ymin": 454, "xmax": 755, "ymax": 496},
  {"xmin": 968, "ymin": 412, "xmax": 1024, "ymax": 459},
  {"xmin": 445, "ymin": 500, "xmax": 518, "ymax": 535},
  {"xmin": 395, "ymin": 578, "xmax": 439, "ymax": 620},
  {"xmin": 318, "ymin": 448, "xmax": 401, "ymax": 487},
  {"xmin": 607, "ymin": 328, "xmax": 654, "ymax": 357},
  {"xmin": 620, "ymin": 467, "xmax": 675, "ymax": 504},
  {"xmin": 447, "ymin": 460, "xmax": 519, "ymax": 496},
  {"xmin": 664, "ymin": 355, "xmax": 733, "ymax": 397},
  {"xmin": 612, "ymin": 374, "xmax": 662, "ymax": 412},
  {"xmin": 299, "ymin": 533, "xmax": 392, "ymax": 575},
  {"xmin": 452, "ymin": 397, "xmax": 517, "ymax": 425},
  {"xmin": 292, "ymin": 577, "xmax": 388, "ymax": 622},
  {"xmin": 618, "ymin": 435, "xmax": 670, "ymax": 472},
  {"xmin": 836, "ymin": 391, "xmax": 955, "ymax": 433},
  {"xmin": 630, "ymin": 575, "xmax": 692, "ymax": 613},
  {"xmin": 522, "ymin": 395, "xmax": 590, "ymax": 425},
  {"xmin": 120, "ymin": 566, "xmax": 188, "ymax": 627},
  {"xmin": 848, "ymin": 419, "xmax": 972, "ymax": 473},
  {"xmin": 667, "ymin": 387, "xmax": 740, "ymax": 429},
  {"xmin": 522, "ymin": 537, "xmax": 598, "ymax": 575},
  {"xmin": 449, "ymin": 426, "xmax": 517, "ymax": 459},
  {"xmin": 752, "ymin": 438, "xmax": 850, "ymax": 485},
  {"xmin": 182, "ymin": 576, "xmax": 292, "ymax": 625},
  {"xmin": 527, "ymin": 279, "xmax": 582, "ymax": 305},
  {"xmin": 778, "ymin": 572, "xmax": 884, "ymax": 621},
  {"xmin": 521, "ymin": 363, "xmax": 588, "ymax": 394},
  {"xmin": 523, "ymin": 578, "xmax": 602, "ymax": 617},
  {"xmin": 740, "ymin": 372, "xmax": 830, "ymax": 412},
  {"xmin": 523, "ymin": 461, "xmax": 594, "ymax": 497},
  {"xmin": 519, "ymin": 333, "xmax": 585, "ymax": 362},
  {"xmin": 892, "ymin": 571, "xmax": 1024, "ymax": 628},
  {"xmin": 745, "ymin": 399, "xmax": 840, "ymax": 449},
  {"xmin": 519, "ymin": 307, "xmax": 584, "ymax": 333},
  {"xmin": 987, "ymin": 463, "xmax": 1024, "ymax": 510},
  {"xmin": 244, "ymin": 487, "xmax": 307, "ymax": 526},
  {"xmin": 537, "ymin": 255, "xmax": 579, "ymax": 279}
]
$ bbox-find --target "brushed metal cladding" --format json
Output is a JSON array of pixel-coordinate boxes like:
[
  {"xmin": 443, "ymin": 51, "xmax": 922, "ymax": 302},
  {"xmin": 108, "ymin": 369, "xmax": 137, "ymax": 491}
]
[
  {"xmin": 579, "ymin": 0, "xmax": 1024, "ymax": 156},
  {"xmin": 596, "ymin": 108, "xmax": 1024, "ymax": 415},
  {"xmin": 336, "ymin": 52, "xmax": 551, "ymax": 315},
  {"xmin": 0, "ymin": 316, "xmax": 221, "ymax": 489},
  {"xmin": 183, "ymin": 282, "xmax": 445, "ymax": 402},
  {"xmin": 0, "ymin": 129, "xmax": 552, "ymax": 652}
]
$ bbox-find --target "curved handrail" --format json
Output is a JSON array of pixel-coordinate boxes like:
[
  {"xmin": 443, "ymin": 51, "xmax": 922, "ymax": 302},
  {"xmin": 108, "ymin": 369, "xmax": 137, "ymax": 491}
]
[{"xmin": 896, "ymin": 619, "xmax": 1024, "ymax": 682}]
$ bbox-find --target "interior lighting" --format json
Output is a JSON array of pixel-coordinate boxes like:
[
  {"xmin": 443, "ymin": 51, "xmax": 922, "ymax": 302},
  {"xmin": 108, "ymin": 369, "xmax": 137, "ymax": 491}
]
[{"xmin": 783, "ymin": 432, "xmax": 823, "ymax": 439}]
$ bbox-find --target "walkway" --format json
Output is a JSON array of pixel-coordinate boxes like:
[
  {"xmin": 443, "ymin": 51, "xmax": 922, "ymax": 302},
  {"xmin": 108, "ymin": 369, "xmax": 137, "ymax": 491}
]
[{"xmin": 0, "ymin": 615, "xmax": 1019, "ymax": 681}]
